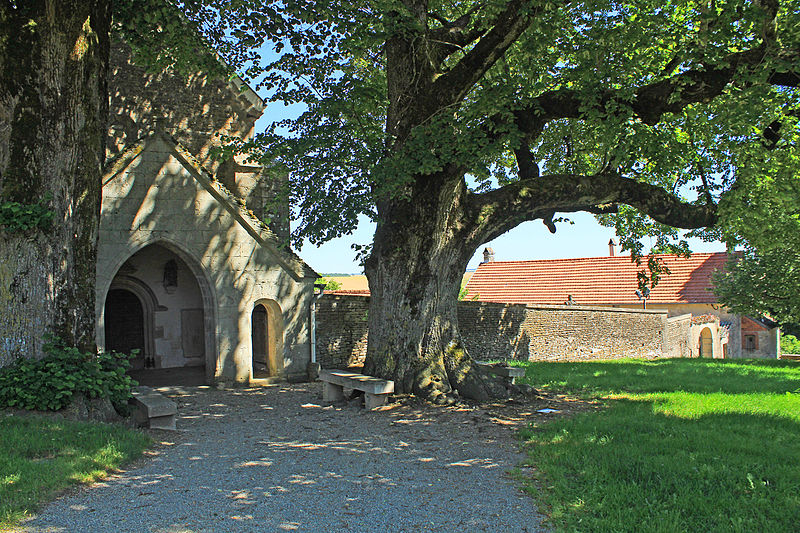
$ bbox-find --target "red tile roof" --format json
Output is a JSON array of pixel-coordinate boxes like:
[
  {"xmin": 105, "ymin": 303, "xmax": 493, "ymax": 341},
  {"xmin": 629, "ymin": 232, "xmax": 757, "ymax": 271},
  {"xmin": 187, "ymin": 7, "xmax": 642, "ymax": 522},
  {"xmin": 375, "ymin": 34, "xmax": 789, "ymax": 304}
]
[
  {"xmin": 463, "ymin": 252, "xmax": 731, "ymax": 305},
  {"xmin": 328, "ymin": 289, "xmax": 371, "ymax": 296}
]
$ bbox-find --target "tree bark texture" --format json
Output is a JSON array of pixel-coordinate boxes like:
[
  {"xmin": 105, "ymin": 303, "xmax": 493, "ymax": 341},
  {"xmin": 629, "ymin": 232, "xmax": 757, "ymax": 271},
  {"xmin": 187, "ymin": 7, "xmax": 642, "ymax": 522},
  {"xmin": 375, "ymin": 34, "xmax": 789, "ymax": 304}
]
[
  {"xmin": 0, "ymin": 1, "xmax": 110, "ymax": 364},
  {"xmin": 363, "ymin": 172, "xmax": 508, "ymax": 402}
]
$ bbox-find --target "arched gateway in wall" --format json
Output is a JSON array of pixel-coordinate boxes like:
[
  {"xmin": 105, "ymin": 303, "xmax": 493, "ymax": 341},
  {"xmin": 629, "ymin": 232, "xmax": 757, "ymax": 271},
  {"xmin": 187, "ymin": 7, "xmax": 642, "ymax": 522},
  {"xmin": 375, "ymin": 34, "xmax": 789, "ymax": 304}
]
[
  {"xmin": 100, "ymin": 242, "xmax": 216, "ymax": 384},
  {"xmin": 699, "ymin": 327, "xmax": 713, "ymax": 358}
]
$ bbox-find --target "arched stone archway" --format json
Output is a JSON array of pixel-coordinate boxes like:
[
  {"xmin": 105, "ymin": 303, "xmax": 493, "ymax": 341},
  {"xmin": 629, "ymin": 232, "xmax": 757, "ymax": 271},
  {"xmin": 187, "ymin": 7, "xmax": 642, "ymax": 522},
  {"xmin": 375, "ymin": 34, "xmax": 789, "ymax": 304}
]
[
  {"xmin": 251, "ymin": 299, "xmax": 284, "ymax": 381},
  {"xmin": 104, "ymin": 275, "xmax": 159, "ymax": 369},
  {"xmin": 100, "ymin": 242, "xmax": 216, "ymax": 384},
  {"xmin": 699, "ymin": 327, "xmax": 713, "ymax": 358}
]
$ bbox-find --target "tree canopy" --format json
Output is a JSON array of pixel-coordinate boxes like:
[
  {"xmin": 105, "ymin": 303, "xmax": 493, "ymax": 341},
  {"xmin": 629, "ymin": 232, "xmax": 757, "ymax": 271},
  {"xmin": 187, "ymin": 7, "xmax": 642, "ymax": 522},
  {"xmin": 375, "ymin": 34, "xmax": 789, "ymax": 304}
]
[{"xmin": 243, "ymin": 0, "xmax": 799, "ymax": 255}]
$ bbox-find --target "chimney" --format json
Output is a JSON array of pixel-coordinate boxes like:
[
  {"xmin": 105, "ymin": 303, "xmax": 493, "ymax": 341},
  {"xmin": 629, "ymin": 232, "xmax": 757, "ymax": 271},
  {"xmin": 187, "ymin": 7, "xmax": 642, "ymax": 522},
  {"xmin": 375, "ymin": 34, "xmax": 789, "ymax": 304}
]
[
  {"xmin": 608, "ymin": 239, "xmax": 616, "ymax": 257},
  {"xmin": 482, "ymin": 247, "xmax": 495, "ymax": 263}
]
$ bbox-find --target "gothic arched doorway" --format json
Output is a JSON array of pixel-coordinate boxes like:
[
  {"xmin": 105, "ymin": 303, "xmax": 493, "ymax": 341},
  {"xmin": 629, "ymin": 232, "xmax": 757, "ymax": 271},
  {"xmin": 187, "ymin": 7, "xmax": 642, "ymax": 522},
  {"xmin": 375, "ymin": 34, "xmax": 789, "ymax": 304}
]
[{"xmin": 102, "ymin": 242, "xmax": 212, "ymax": 385}]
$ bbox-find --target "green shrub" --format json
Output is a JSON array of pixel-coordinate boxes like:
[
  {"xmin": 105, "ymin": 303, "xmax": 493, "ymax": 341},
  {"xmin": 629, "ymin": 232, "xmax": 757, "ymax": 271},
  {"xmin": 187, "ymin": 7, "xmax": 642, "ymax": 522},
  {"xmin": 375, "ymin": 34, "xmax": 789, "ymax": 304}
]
[
  {"xmin": 0, "ymin": 336, "xmax": 137, "ymax": 413},
  {"xmin": 782, "ymin": 334, "xmax": 800, "ymax": 355}
]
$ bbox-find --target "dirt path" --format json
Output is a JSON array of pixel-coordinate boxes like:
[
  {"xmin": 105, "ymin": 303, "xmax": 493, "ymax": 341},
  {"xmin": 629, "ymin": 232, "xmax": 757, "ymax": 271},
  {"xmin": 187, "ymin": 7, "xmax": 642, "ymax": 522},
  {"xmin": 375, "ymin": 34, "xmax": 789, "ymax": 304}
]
[{"xmin": 22, "ymin": 382, "xmax": 594, "ymax": 532}]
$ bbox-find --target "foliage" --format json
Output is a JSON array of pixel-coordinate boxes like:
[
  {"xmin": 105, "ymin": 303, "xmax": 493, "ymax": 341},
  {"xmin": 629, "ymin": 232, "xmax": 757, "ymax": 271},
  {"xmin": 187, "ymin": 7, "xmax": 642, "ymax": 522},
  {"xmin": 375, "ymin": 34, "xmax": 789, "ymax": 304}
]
[
  {"xmin": 0, "ymin": 415, "xmax": 149, "ymax": 529},
  {"xmin": 710, "ymin": 108, "xmax": 800, "ymax": 322},
  {"xmin": 320, "ymin": 277, "xmax": 342, "ymax": 290},
  {"xmin": 519, "ymin": 359, "xmax": 800, "ymax": 532},
  {"xmin": 113, "ymin": 0, "xmax": 302, "ymax": 80},
  {"xmin": 0, "ymin": 196, "xmax": 53, "ymax": 231},
  {"xmin": 0, "ymin": 337, "xmax": 137, "ymax": 413},
  {"xmin": 714, "ymin": 250, "xmax": 800, "ymax": 324},
  {"xmin": 781, "ymin": 334, "xmax": 800, "ymax": 355},
  {"xmin": 241, "ymin": 0, "xmax": 800, "ymax": 249}
]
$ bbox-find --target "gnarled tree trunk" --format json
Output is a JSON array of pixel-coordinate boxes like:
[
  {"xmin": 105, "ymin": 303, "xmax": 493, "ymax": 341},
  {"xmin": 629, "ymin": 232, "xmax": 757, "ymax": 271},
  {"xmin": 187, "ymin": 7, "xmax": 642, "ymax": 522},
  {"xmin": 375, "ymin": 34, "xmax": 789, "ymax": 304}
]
[
  {"xmin": 0, "ymin": 1, "xmax": 110, "ymax": 364},
  {"xmin": 363, "ymin": 170, "xmax": 508, "ymax": 402}
]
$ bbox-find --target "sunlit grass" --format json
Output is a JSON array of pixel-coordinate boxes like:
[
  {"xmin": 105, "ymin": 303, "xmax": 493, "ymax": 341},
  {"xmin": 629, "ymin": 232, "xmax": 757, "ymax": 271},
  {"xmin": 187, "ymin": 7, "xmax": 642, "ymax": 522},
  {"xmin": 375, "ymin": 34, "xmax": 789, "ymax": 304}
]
[
  {"xmin": 0, "ymin": 415, "xmax": 150, "ymax": 529},
  {"xmin": 519, "ymin": 358, "xmax": 800, "ymax": 532}
]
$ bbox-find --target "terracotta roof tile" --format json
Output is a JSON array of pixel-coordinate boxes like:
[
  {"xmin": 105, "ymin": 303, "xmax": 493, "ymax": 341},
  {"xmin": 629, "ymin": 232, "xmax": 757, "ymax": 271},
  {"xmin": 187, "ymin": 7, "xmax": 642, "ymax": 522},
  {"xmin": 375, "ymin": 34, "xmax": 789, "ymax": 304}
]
[{"xmin": 463, "ymin": 253, "xmax": 731, "ymax": 305}]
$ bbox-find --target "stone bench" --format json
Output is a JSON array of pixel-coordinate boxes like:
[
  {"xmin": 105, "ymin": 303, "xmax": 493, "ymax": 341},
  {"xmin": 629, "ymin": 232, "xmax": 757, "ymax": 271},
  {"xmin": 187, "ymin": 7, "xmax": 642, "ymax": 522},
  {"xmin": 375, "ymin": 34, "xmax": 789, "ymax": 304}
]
[
  {"xmin": 318, "ymin": 369, "xmax": 394, "ymax": 410},
  {"xmin": 475, "ymin": 362, "xmax": 526, "ymax": 384},
  {"xmin": 131, "ymin": 386, "xmax": 178, "ymax": 430}
]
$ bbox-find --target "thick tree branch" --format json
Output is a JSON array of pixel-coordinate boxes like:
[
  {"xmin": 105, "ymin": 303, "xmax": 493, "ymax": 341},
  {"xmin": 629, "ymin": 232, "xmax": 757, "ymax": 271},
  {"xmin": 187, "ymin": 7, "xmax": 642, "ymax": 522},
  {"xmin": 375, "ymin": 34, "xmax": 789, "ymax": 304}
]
[
  {"xmin": 506, "ymin": 46, "xmax": 791, "ymax": 141},
  {"xmin": 428, "ymin": 12, "xmax": 484, "ymax": 55},
  {"xmin": 468, "ymin": 171, "xmax": 718, "ymax": 244},
  {"xmin": 431, "ymin": 0, "xmax": 548, "ymax": 107}
]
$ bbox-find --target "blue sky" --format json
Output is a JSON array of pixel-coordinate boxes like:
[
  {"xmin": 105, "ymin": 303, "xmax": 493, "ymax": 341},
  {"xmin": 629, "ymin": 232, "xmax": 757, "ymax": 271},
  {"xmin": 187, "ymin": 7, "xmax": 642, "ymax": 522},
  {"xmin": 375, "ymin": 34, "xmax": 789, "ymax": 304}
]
[
  {"xmin": 293, "ymin": 212, "xmax": 727, "ymax": 274},
  {"xmin": 256, "ymin": 102, "xmax": 727, "ymax": 276}
]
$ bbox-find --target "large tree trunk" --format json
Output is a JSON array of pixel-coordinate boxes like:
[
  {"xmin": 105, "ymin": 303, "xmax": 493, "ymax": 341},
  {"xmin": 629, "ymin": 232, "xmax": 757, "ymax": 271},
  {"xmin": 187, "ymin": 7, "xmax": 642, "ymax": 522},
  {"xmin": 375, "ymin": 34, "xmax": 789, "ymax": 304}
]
[
  {"xmin": 363, "ymin": 171, "xmax": 506, "ymax": 402},
  {"xmin": 0, "ymin": 1, "xmax": 110, "ymax": 365}
]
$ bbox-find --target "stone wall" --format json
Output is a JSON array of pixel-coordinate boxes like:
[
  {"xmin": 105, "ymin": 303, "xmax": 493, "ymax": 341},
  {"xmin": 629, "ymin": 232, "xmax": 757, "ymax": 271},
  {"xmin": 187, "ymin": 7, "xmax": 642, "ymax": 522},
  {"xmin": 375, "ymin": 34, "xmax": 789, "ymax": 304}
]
[
  {"xmin": 665, "ymin": 314, "xmax": 692, "ymax": 359},
  {"xmin": 459, "ymin": 301, "xmax": 668, "ymax": 362},
  {"xmin": 108, "ymin": 40, "xmax": 261, "ymax": 167},
  {"xmin": 107, "ymin": 40, "xmax": 289, "ymax": 243},
  {"xmin": 315, "ymin": 294, "xmax": 687, "ymax": 369},
  {"xmin": 315, "ymin": 295, "xmax": 370, "ymax": 368}
]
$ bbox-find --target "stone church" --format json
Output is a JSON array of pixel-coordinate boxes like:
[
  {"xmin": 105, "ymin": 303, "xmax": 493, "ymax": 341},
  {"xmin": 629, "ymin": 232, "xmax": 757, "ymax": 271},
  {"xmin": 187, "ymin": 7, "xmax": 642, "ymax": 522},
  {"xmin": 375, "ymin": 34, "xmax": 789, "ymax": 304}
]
[{"xmin": 97, "ymin": 42, "xmax": 319, "ymax": 385}]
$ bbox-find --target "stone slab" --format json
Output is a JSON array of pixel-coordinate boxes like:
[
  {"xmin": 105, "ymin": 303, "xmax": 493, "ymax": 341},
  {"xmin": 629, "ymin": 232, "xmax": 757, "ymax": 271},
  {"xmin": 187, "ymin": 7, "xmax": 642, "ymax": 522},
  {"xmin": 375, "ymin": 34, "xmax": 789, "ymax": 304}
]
[
  {"xmin": 318, "ymin": 370, "xmax": 394, "ymax": 395},
  {"xmin": 148, "ymin": 414, "xmax": 177, "ymax": 431},
  {"xmin": 475, "ymin": 362, "xmax": 525, "ymax": 384},
  {"xmin": 131, "ymin": 386, "xmax": 178, "ymax": 427}
]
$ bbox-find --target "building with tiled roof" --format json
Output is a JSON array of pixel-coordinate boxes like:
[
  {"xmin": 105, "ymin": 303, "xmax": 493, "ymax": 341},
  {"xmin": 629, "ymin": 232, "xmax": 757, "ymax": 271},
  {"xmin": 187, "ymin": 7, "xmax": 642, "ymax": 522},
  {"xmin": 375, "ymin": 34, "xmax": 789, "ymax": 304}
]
[
  {"xmin": 464, "ymin": 248, "xmax": 779, "ymax": 359},
  {"xmin": 464, "ymin": 252, "xmax": 727, "ymax": 309}
]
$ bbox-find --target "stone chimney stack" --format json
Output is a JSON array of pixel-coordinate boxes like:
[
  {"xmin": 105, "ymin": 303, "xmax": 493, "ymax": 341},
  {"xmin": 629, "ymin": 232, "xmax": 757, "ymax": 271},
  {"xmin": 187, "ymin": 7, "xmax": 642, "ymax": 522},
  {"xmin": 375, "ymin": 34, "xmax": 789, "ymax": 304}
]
[
  {"xmin": 482, "ymin": 247, "xmax": 495, "ymax": 263},
  {"xmin": 608, "ymin": 239, "xmax": 616, "ymax": 257}
]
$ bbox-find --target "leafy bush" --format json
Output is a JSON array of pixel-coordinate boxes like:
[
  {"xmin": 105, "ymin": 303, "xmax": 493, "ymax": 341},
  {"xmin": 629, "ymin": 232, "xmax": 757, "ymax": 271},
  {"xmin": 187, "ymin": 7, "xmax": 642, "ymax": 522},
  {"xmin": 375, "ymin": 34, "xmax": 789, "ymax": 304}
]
[
  {"xmin": 0, "ymin": 336, "xmax": 137, "ymax": 413},
  {"xmin": 321, "ymin": 277, "xmax": 341, "ymax": 290},
  {"xmin": 0, "ymin": 197, "xmax": 53, "ymax": 231},
  {"xmin": 782, "ymin": 334, "xmax": 800, "ymax": 355}
]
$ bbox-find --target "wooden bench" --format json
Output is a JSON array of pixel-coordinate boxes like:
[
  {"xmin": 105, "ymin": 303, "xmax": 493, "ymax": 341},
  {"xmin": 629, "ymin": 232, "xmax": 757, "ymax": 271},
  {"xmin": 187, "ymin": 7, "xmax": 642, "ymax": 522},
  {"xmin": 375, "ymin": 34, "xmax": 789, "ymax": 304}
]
[
  {"xmin": 475, "ymin": 362, "xmax": 526, "ymax": 384},
  {"xmin": 318, "ymin": 369, "xmax": 394, "ymax": 410},
  {"xmin": 131, "ymin": 386, "xmax": 178, "ymax": 430}
]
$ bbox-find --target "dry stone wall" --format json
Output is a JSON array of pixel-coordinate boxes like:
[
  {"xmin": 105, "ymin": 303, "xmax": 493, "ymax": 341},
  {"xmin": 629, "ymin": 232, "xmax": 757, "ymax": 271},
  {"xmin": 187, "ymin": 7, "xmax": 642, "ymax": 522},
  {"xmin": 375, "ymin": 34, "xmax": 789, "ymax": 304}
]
[
  {"xmin": 315, "ymin": 295, "xmax": 370, "ymax": 368},
  {"xmin": 459, "ymin": 301, "xmax": 668, "ymax": 362},
  {"xmin": 315, "ymin": 294, "xmax": 688, "ymax": 369},
  {"xmin": 665, "ymin": 314, "xmax": 692, "ymax": 359}
]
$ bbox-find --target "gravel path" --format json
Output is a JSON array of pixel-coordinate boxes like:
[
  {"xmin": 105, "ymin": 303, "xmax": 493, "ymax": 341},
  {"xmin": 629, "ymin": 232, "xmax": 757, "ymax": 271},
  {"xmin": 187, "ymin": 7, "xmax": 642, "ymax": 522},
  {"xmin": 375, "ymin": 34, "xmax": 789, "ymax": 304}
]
[{"xmin": 22, "ymin": 383, "xmax": 550, "ymax": 532}]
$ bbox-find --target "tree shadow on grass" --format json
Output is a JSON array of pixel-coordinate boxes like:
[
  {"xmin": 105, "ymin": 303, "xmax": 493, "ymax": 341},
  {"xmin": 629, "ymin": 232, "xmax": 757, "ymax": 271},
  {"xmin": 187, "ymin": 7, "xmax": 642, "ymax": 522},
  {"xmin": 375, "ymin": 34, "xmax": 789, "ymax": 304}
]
[
  {"xmin": 523, "ymin": 358, "xmax": 800, "ymax": 395},
  {"xmin": 521, "ymin": 397, "xmax": 800, "ymax": 533}
]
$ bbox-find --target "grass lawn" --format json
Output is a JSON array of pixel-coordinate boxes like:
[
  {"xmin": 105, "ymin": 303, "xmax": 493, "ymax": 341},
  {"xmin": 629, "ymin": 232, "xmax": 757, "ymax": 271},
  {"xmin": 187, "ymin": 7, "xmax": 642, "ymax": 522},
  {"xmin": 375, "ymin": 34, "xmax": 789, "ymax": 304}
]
[
  {"xmin": 0, "ymin": 414, "xmax": 150, "ymax": 529},
  {"xmin": 518, "ymin": 358, "xmax": 800, "ymax": 533}
]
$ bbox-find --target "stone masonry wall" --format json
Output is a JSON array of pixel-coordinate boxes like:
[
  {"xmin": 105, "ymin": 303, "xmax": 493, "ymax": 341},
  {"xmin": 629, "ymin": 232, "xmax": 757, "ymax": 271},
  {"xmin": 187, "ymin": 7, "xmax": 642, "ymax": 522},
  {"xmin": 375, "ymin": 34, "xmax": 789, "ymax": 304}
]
[
  {"xmin": 665, "ymin": 314, "xmax": 692, "ymax": 359},
  {"xmin": 107, "ymin": 40, "xmax": 289, "ymax": 242},
  {"xmin": 459, "ymin": 301, "xmax": 669, "ymax": 362},
  {"xmin": 315, "ymin": 295, "xmax": 370, "ymax": 368},
  {"xmin": 315, "ymin": 294, "xmax": 686, "ymax": 369}
]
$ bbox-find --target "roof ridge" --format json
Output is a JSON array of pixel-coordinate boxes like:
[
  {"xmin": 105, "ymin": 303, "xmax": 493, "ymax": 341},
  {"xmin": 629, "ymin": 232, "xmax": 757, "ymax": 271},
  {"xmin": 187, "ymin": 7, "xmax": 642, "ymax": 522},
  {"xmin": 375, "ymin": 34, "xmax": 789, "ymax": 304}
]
[
  {"xmin": 106, "ymin": 132, "xmax": 318, "ymax": 280},
  {"xmin": 477, "ymin": 251, "xmax": 728, "ymax": 266}
]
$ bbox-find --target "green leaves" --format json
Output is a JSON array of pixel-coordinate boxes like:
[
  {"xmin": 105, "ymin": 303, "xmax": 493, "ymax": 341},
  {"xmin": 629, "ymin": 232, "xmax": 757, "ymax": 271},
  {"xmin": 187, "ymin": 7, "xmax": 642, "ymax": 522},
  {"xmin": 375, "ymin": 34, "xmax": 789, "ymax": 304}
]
[
  {"xmin": 0, "ymin": 336, "xmax": 138, "ymax": 413},
  {"xmin": 0, "ymin": 196, "xmax": 53, "ymax": 232}
]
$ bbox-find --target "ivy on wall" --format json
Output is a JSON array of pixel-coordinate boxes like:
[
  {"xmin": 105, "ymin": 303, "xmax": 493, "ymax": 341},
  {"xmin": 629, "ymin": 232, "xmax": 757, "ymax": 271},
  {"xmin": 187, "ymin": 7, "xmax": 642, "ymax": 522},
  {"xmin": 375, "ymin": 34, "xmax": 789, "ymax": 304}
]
[{"xmin": 0, "ymin": 197, "xmax": 53, "ymax": 231}]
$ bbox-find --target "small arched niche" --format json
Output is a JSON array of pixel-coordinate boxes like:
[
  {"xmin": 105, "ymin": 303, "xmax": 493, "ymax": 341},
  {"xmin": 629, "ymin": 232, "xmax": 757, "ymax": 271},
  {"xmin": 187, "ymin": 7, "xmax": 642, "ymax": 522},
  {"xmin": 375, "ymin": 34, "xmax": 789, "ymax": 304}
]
[
  {"xmin": 699, "ymin": 327, "xmax": 713, "ymax": 358},
  {"xmin": 251, "ymin": 299, "xmax": 284, "ymax": 380}
]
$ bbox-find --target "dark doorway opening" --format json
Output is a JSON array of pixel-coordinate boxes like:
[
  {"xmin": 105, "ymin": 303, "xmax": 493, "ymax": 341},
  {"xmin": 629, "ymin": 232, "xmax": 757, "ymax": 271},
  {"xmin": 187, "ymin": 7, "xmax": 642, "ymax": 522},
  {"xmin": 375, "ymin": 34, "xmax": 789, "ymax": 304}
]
[
  {"xmin": 252, "ymin": 304, "xmax": 270, "ymax": 378},
  {"xmin": 105, "ymin": 288, "xmax": 149, "ymax": 369}
]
